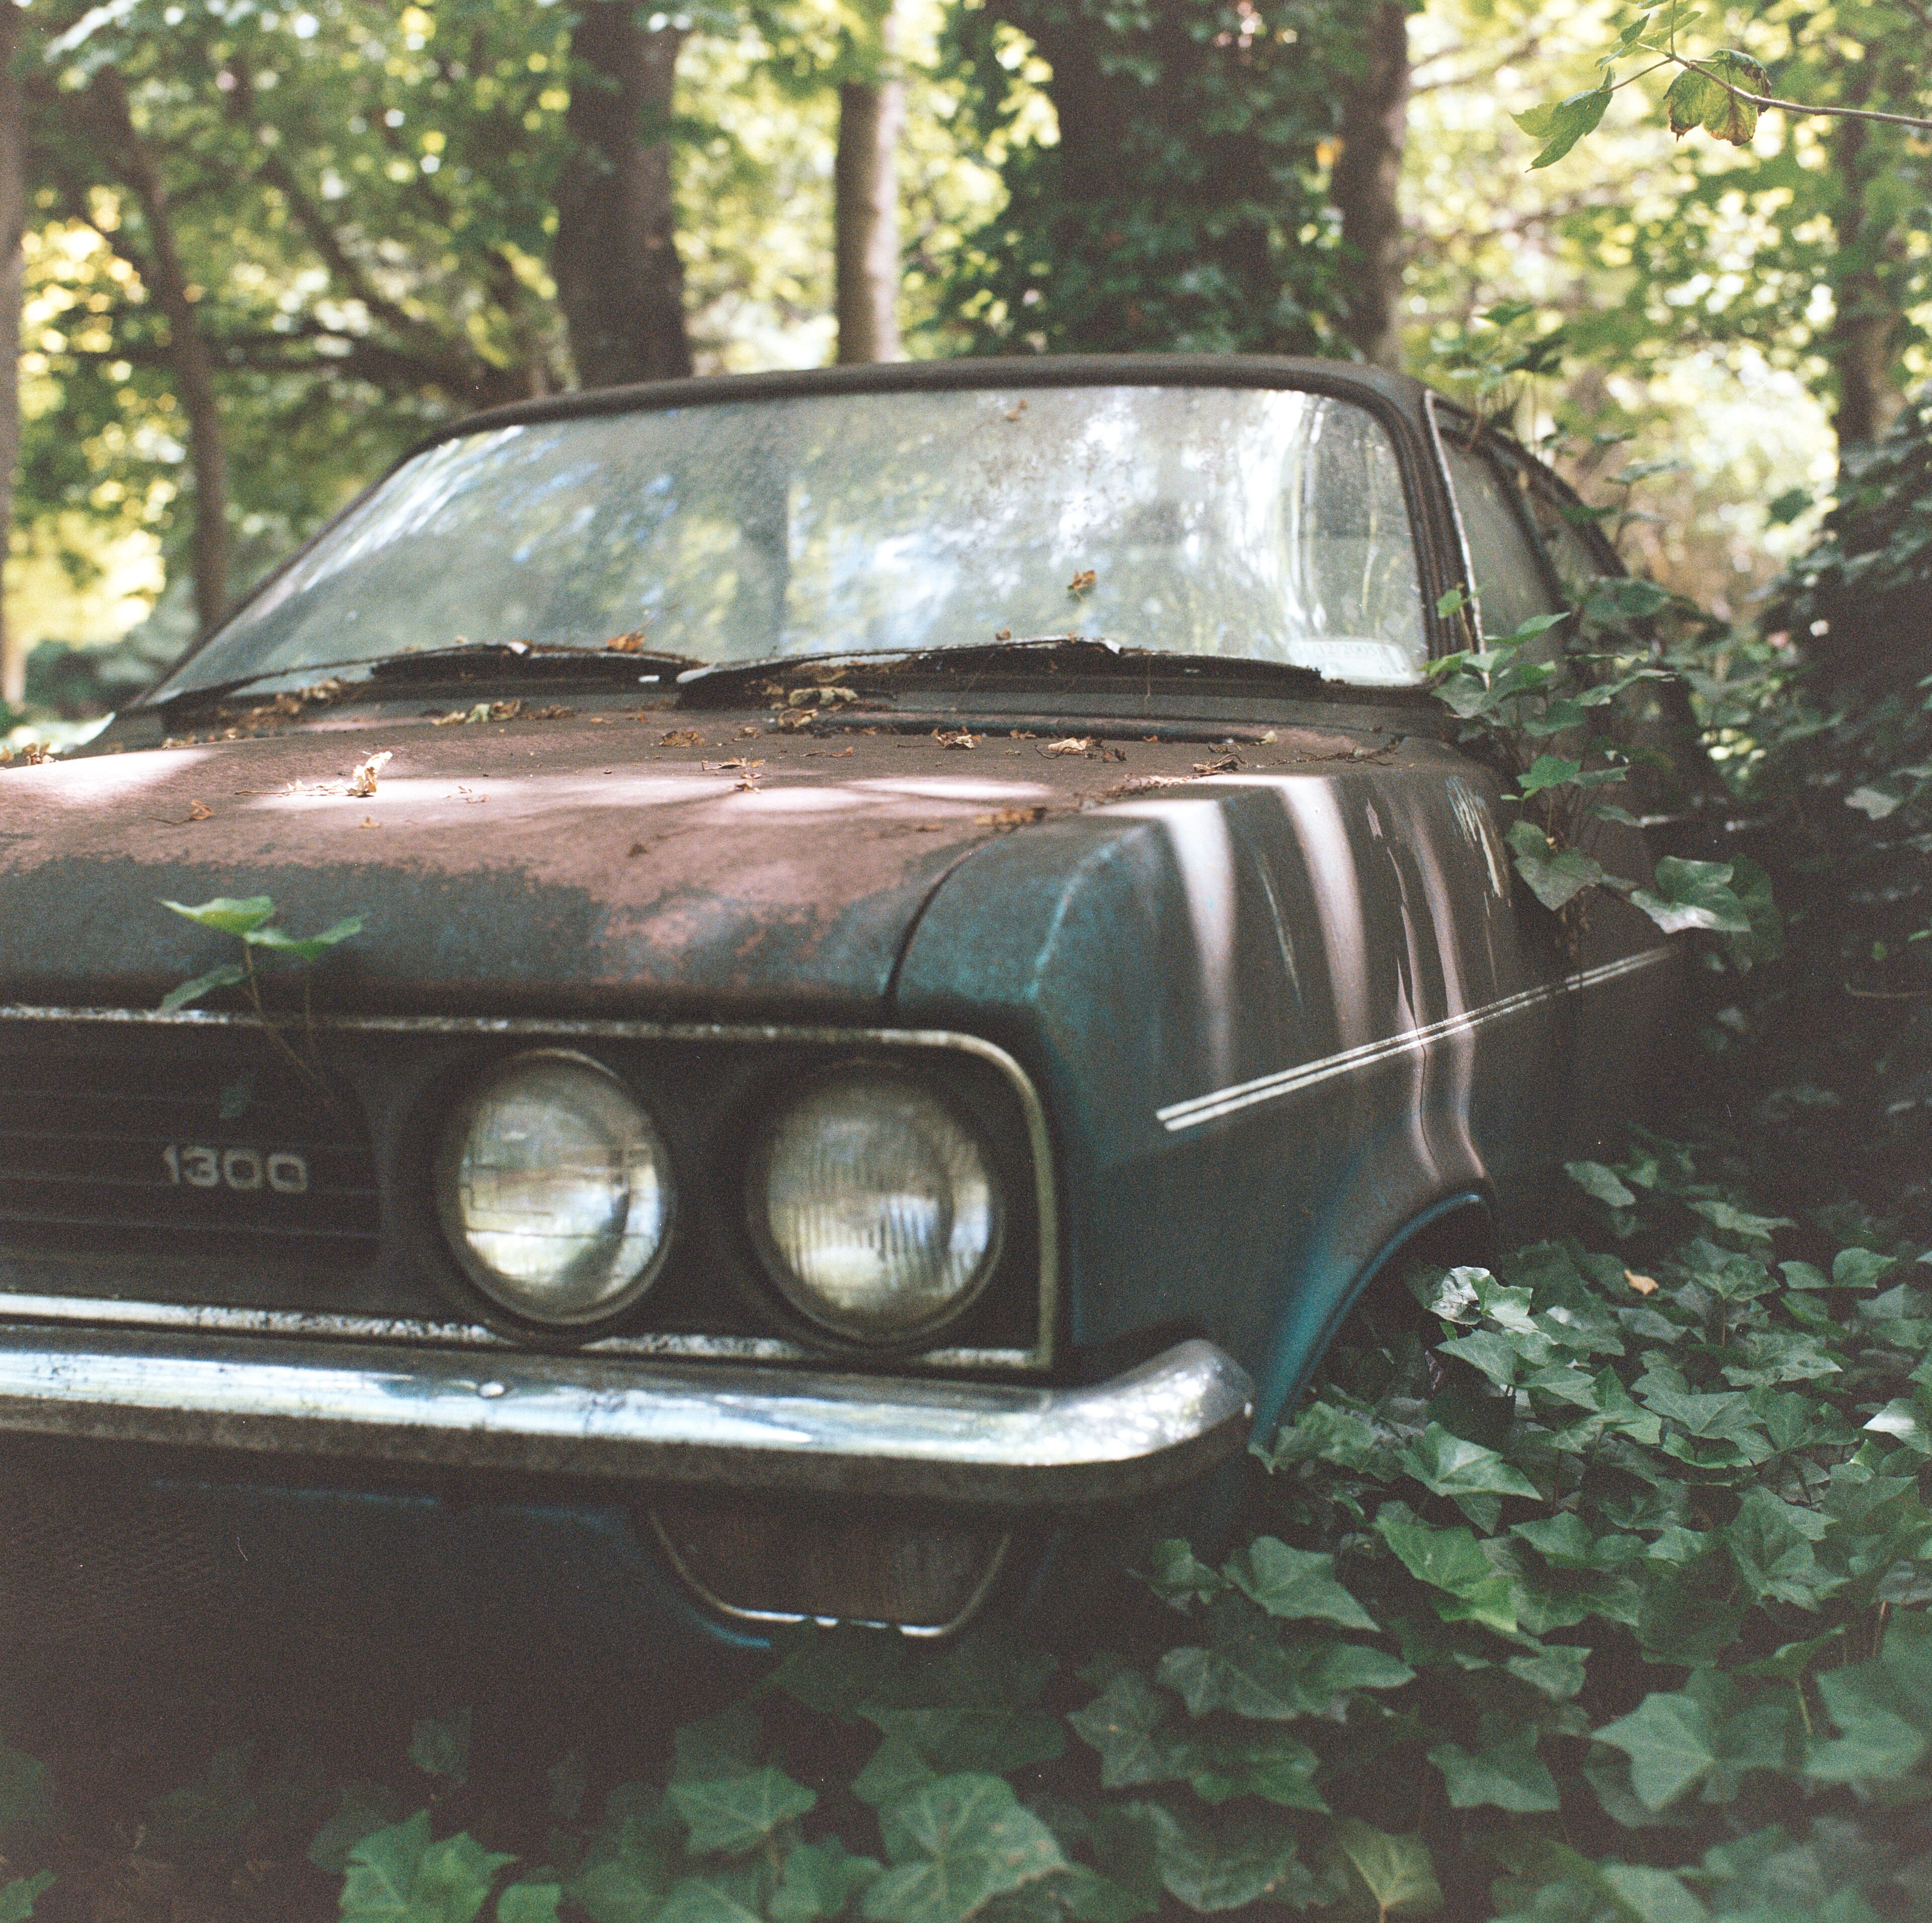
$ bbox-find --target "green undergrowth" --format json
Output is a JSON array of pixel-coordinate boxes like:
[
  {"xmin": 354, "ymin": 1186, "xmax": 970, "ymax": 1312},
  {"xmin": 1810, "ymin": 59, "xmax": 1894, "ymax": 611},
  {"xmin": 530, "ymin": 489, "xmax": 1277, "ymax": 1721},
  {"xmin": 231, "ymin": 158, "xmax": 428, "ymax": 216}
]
[{"xmin": 3, "ymin": 1143, "xmax": 1931, "ymax": 1922}]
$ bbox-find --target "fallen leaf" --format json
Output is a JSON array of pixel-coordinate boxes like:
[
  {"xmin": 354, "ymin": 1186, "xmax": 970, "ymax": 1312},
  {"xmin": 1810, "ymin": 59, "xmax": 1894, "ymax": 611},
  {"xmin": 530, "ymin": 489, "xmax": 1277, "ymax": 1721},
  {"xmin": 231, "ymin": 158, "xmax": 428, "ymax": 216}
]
[
  {"xmin": 977, "ymin": 805, "xmax": 1048, "ymax": 831},
  {"xmin": 934, "ymin": 729, "xmax": 982, "ymax": 750},
  {"xmin": 430, "ymin": 710, "xmax": 470, "ymax": 727},
  {"xmin": 1045, "ymin": 737, "xmax": 1095, "ymax": 756},
  {"xmin": 187, "ymin": 800, "xmax": 213, "ymax": 820},
  {"xmin": 773, "ymin": 709, "xmax": 816, "ymax": 732},
  {"xmin": 347, "ymin": 751, "xmax": 393, "ymax": 797},
  {"xmin": 1004, "ymin": 401, "xmax": 1028, "ymax": 421},
  {"xmin": 1625, "ymin": 1269, "xmax": 1659, "ymax": 1296},
  {"xmin": 1067, "ymin": 568, "xmax": 1096, "ymax": 596},
  {"xmin": 526, "ymin": 705, "xmax": 576, "ymax": 721},
  {"xmin": 1193, "ymin": 753, "xmax": 1240, "ymax": 776},
  {"xmin": 627, "ymin": 840, "xmax": 650, "ymax": 857},
  {"xmin": 488, "ymin": 699, "xmax": 522, "ymax": 722},
  {"xmin": 788, "ymin": 686, "xmax": 859, "ymax": 709},
  {"xmin": 994, "ymin": 628, "xmax": 1013, "ymax": 642},
  {"xmin": 605, "ymin": 630, "xmax": 650, "ymax": 652},
  {"xmin": 660, "ymin": 729, "xmax": 704, "ymax": 748}
]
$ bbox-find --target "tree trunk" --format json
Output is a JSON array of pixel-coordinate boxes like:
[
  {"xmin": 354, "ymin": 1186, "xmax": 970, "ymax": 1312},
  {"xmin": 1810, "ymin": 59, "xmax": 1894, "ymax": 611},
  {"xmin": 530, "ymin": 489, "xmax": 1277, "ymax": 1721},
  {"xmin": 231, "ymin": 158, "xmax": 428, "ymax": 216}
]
[
  {"xmin": 0, "ymin": 8, "xmax": 27, "ymax": 709},
  {"xmin": 553, "ymin": 4, "xmax": 692, "ymax": 389},
  {"xmin": 1331, "ymin": 0, "xmax": 1408, "ymax": 370},
  {"xmin": 834, "ymin": 8, "xmax": 903, "ymax": 365},
  {"xmin": 84, "ymin": 66, "xmax": 229, "ymax": 628},
  {"xmin": 1826, "ymin": 103, "xmax": 1902, "ymax": 461}
]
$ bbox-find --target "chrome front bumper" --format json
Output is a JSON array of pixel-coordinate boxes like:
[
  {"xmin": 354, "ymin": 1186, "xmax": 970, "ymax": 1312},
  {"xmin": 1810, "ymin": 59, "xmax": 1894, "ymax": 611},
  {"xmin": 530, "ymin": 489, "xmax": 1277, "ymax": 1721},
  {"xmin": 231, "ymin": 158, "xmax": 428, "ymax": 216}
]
[{"xmin": 0, "ymin": 1326, "xmax": 1255, "ymax": 1509}]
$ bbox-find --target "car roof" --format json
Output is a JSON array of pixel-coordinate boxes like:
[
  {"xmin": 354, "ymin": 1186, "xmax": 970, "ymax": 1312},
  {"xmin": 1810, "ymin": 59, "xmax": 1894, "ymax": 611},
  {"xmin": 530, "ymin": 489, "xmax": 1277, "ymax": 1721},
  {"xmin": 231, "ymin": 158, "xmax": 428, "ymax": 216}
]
[{"xmin": 413, "ymin": 353, "xmax": 1438, "ymax": 456}]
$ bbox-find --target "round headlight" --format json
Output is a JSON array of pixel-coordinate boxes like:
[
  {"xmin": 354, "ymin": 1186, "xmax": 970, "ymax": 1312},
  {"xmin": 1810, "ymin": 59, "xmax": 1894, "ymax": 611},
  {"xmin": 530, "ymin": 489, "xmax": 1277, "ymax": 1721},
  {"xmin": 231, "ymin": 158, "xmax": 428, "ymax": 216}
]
[
  {"xmin": 755, "ymin": 1073, "xmax": 1004, "ymax": 1342},
  {"xmin": 435, "ymin": 1052, "xmax": 673, "ymax": 1325}
]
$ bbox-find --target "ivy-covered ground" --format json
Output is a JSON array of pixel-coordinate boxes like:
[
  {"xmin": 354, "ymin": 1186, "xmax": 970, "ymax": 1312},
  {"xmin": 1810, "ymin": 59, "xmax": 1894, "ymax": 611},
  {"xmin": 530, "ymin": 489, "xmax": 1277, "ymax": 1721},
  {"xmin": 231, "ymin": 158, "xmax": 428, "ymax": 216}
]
[{"xmin": 2, "ymin": 1129, "xmax": 1928, "ymax": 1923}]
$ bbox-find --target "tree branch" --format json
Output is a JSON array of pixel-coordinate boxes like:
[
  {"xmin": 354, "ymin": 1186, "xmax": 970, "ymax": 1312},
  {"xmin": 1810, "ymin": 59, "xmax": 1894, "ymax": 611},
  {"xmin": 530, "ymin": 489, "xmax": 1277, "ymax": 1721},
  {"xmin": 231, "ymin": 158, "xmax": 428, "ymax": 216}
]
[{"xmin": 1671, "ymin": 54, "xmax": 1932, "ymax": 132}]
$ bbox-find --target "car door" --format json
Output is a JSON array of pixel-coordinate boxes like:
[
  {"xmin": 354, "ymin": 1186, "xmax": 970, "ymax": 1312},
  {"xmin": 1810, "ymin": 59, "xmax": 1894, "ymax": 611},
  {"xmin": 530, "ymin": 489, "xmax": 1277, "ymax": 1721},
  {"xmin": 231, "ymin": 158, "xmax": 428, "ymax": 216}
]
[{"xmin": 1432, "ymin": 408, "xmax": 1681, "ymax": 1166}]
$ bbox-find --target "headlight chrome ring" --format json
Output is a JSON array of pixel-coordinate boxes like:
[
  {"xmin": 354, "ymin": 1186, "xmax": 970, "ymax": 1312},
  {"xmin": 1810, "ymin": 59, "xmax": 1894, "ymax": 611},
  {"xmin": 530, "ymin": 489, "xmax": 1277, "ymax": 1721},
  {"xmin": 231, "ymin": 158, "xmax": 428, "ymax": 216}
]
[
  {"xmin": 751, "ymin": 1068, "xmax": 1005, "ymax": 1344},
  {"xmin": 434, "ymin": 1050, "xmax": 675, "ymax": 1327}
]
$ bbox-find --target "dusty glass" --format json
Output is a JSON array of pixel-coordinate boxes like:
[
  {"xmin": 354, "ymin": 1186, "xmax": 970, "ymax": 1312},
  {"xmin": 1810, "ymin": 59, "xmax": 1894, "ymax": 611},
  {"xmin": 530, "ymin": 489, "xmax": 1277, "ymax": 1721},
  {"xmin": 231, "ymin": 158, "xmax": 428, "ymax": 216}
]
[{"xmin": 159, "ymin": 385, "xmax": 1430, "ymax": 696}]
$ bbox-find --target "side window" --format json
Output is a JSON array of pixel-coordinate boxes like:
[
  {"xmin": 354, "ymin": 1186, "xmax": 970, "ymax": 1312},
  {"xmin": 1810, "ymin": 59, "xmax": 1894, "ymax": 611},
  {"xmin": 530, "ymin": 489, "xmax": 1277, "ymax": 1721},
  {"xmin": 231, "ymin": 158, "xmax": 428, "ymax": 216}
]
[
  {"xmin": 1440, "ymin": 436, "xmax": 1563, "ymax": 640},
  {"xmin": 1517, "ymin": 468, "xmax": 1612, "ymax": 605}
]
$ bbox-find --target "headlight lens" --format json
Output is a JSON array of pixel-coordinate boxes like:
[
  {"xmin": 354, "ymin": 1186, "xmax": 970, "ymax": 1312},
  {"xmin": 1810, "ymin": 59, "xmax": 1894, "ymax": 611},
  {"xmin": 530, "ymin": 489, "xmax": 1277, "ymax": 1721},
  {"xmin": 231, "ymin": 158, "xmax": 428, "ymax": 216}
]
[
  {"xmin": 757, "ymin": 1073, "xmax": 1003, "ymax": 1341},
  {"xmin": 436, "ymin": 1052, "xmax": 673, "ymax": 1325}
]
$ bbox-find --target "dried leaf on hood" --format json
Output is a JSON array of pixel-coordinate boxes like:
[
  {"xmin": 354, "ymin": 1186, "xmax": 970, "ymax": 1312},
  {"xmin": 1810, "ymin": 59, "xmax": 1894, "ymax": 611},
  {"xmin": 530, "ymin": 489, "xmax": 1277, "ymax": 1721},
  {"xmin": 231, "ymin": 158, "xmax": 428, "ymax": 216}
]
[
  {"xmin": 1067, "ymin": 568, "xmax": 1096, "ymax": 597},
  {"xmin": 605, "ymin": 630, "xmax": 650, "ymax": 652},
  {"xmin": 977, "ymin": 805, "xmax": 1048, "ymax": 831},
  {"xmin": 348, "ymin": 751, "xmax": 393, "ymax": 797}
]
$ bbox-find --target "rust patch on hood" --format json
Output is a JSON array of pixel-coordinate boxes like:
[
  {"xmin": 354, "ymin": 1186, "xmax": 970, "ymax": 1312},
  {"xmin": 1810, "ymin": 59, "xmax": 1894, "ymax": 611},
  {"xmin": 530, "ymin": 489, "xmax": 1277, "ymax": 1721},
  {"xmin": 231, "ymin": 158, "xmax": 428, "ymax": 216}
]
[{"xmin": 0, "ymin": 714, "xmax": 1387, "ymax": 1014}]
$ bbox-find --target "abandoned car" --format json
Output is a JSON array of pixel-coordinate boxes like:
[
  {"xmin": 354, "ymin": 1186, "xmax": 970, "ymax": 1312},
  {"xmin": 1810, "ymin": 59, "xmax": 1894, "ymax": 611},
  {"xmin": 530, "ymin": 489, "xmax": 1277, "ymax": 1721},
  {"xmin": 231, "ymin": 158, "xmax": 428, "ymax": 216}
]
[{"xmin": 0, "ymin": 357, "xmax": 1683, "ymax": 1647}]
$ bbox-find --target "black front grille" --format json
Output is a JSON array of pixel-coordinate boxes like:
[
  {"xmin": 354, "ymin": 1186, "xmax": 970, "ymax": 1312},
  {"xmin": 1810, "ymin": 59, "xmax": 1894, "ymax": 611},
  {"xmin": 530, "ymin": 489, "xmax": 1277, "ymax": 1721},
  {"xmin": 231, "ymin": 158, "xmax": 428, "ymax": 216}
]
[{"xmin": 0, "ymin": 1046, "xmax": 379, "ymax": 1267}]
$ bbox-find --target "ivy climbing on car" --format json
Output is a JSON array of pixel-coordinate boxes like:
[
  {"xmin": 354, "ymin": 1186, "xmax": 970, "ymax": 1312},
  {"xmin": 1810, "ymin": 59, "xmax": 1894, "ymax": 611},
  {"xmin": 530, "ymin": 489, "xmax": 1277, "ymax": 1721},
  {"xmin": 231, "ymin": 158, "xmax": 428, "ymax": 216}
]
[{"xmin": 1428, "ymin": 586, "xmax": 1781, "ymax": 970}]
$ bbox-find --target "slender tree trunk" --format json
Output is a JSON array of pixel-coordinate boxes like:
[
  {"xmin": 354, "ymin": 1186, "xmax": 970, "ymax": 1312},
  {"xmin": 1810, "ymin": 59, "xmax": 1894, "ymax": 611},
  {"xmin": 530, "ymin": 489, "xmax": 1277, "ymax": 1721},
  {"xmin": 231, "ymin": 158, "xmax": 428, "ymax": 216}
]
[
  {"xmin": 1331, "ymin": 0, "xmax": 1409, "ymax": 371},
  {"xmin": 83, "ymin": 66, "xmax": 228, "ymax": 627},
  {"xmin": 1827, "ymin": 99, "xmax": 1902, "ymax": 461},
  {"xmin": 834, "ymin": 6, "xmax": 903, "ymax": 365},
  {"xmin": 0, "ymin": 9, "xmax": 26, "ymax": 709},
  {"xmin": 553, "ymin": 3, "xmax": 692, "ymax": 389}
]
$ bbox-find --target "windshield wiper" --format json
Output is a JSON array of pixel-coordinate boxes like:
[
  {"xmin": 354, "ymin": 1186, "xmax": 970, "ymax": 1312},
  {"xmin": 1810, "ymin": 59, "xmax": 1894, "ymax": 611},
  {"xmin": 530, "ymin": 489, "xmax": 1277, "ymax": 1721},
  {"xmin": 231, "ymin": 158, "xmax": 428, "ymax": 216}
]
[
  {"xmin": 676, "ymin": 637, "xmax": 1326, "ymax": 707},
  {"xmin": 145, "ymin": 641, "xmax": 703, "ymax": 713}
]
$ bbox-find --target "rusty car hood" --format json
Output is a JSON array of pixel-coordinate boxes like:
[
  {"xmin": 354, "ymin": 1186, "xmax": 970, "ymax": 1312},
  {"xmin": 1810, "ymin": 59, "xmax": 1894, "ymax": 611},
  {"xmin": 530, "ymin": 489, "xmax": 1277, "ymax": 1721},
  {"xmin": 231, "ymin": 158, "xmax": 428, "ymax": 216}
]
[{"xmin": 0, "ymin": 713, "xmax": 1344, "ymax": 1015}]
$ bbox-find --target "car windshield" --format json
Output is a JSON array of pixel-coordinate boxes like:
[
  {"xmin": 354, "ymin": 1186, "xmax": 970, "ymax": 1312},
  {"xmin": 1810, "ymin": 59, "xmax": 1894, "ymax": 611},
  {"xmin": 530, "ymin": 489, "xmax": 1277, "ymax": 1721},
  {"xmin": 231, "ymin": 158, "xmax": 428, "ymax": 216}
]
[{"xmin": 156, "ymin": 383, "xmax": 1430, "ymax": 698}]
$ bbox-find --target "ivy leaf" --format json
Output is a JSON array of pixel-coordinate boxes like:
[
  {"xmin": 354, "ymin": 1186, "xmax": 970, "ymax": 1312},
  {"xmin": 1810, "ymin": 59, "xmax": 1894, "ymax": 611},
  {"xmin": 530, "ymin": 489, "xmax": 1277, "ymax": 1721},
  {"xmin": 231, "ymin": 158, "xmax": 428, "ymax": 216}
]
[
  {"xmin": 1594, "ymin": 1694, "xmax": 1718, "ymax": 1811},
  {"xmin": 0, "ymin": 1747, "xmax": 54, "ymax": 1843},
  {"xmin": 1428, "ymin": 1726, "xmax": 1561, "ymax": 1812},
  {"xmin": 769, "ymin": 1840, "xmax": 883, "ymax": 1923},
  {"xmin": 1067, "ymin": 1673, "xmax": 1181, "ymax": 1789},
  {"xmin": 1142, "ymin": 1803, "xmax": 1314, "ymax": 1912},
  {"xmin": 246, "ymin": 915, "xmax": 363, "ymax": 962},
  {"xmin": 341, "ymin": 1813, "xmax": 516, "ymax": 1923},
  {"xmin": 853, "ymin": 1738, "xmax": 937, "ymax": 1810},
  {"xmin": 158, "ymin": 962, "xmax": 249, "ymax": 1014},
  {"xmin": 657, "ymin": 1867, "xmax": 768, "ymax": 1923},
  {"xmin": 1334, "ymin": 1819, "xmax": 1443, "ymax": 1917},
  {"xmin": 310, "ymin": 1783, "xmax": 407, "ymax": 1876},
  {"xmin": 1662, "ymin": 50, "xmax": 1770, "ymax": 145},
  {"xmin": 1630, "ymin": 856, "xmax": 1751, "ymax": 936},
  {"xmin": 1398, "ymin": 1424, "xmax": 1543, "ymax": 1505},
  {"xmin": 497, "ymin": 1884, "xmax": 563, "ymax": 1923},
  {"xmin": 0, "ymin": 1873, "xmax": 53, "ymax": 1923},
  {"xmin": 1568, "ymin": 1161, "xmax": 1638, "ymax": 1208},
  {"xmin": 1375, "ymin": 1505, "xmax": 1518, "ymax": 1634},
  {"xmin": 1222, "ymin": 1538, "xmax": 1379, "ymax": 1630},
  {"xmin": 1145, "ymin": 1541, "xmax": 1226, "ymax": 1609},
  {"xmin": 863, "ymin": 1775, "xmax": 1067, "ymax": 1923},
  {"xmin": 1156, "ymin": 1606, "xmax": 1312, "ymax": 1721},
  {"xmin": 667, "ymin": 1767, "xmax": 816, "ymax": 1857},
  {"xmin": 1832, "ymin": 1247, "xmax": 1898, "ymax": 1290},
  {"xmin": 1513, "ymin": 85, "xmax": 1613, "ymax": 168},
  {"xmin": 1506, "ymin": 820, "xmax": 1604, "ymax": 911},
  {"xmin": 566, "ymin": 1786, "xmax": 681, "ymax": 1923},
  {"xmin": 1517, "ymin": 754, "xmax": 1583, "ymax": 797},
  {"xmin": 162, "ymin": 894, "xmax": 278, "ymax": 936},
  {"xmin": 1597, "ymin": 1863, "xmax": 1712, "ymax": 1923},
  {"xmin": 411, "ymin": 1710, "xmax": 472, "ymax": 1787}
]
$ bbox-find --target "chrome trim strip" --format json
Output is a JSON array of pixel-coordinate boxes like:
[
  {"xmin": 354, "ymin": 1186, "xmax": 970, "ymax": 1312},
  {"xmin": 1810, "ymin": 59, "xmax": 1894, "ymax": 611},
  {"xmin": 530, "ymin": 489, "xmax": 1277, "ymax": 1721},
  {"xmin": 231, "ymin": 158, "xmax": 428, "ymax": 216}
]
[
  {"xmin": 0, "ymin": 1328, "xmax": 1254, "ymax": 1508},
  {"xmin": 0, "ymin": 1008, "xmax": 1060, "ymax": 1373},
  {"xmin": 1156, "ymin": 947, "xmax": 1674, "ymax": 1133},
  {"xmin": 645, "ymin": 1512, "xmax": 1015, "ymax": 1640},
  {"xmin": 0, "ymin": 1294, "xmax": 1036, "ymax": 1373}
]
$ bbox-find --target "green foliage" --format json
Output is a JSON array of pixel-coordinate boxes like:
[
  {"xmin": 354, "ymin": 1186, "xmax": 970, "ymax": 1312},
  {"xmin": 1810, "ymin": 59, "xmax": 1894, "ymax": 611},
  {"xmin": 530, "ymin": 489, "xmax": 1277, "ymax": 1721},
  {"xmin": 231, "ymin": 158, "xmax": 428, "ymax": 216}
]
[
  {"xmin": 159, "ymin": 893, "xmax": 362, "ymax": 1014},
  {"xmin": 0, "ymin": 1874, "xmax": 53, "ymax": 1923},
  {"xmin": 936, "ymin": 0, "xmax": 1371, "ymax": 356}
]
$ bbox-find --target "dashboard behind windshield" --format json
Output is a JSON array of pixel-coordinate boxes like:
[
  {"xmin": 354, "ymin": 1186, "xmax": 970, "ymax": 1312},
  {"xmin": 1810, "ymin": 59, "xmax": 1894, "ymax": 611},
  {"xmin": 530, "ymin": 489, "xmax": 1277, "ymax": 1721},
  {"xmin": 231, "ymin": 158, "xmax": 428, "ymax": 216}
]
[{"xmin": 156, "ymin": 384, "xmax": 1430, "ymax": 698}]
